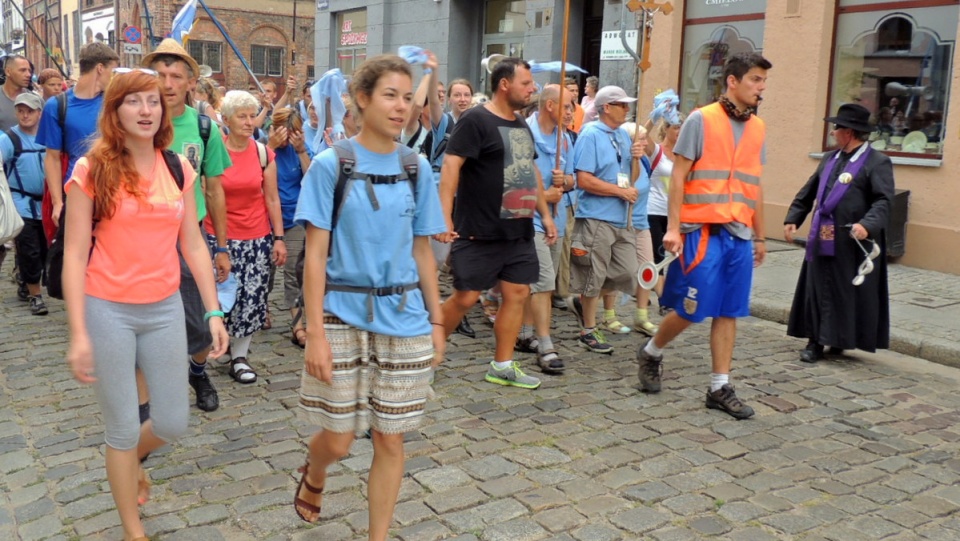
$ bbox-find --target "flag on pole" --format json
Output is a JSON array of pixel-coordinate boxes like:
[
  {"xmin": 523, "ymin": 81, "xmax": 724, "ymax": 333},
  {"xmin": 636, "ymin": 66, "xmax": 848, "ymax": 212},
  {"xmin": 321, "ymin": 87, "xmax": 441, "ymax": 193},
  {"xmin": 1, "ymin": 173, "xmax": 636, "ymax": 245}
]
[{"xmin": 171, "ymin": 0, "xmax": 198, "ymax": 45}]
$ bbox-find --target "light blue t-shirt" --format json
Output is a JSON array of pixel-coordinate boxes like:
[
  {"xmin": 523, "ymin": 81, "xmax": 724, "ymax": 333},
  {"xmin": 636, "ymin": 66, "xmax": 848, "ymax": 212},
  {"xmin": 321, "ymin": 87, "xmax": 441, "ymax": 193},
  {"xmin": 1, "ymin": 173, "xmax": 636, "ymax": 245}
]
[
  {"xmin": 36, "ymin": 89, "xmax": 104, "ymax": 180},
  {"xmin": 0, "ymin": 127, "xmax": 45, "ymax": 220},
  {"xmin": 294, "ymin": 139, "xmax": 446, "ymax": 337},
  {"xmin": 573, "ymin": 120, "xmax": 633, "ymax": 228},
  {"xmin": 527, "ymin": 113, "xmax": 573, "ymax": 237}
]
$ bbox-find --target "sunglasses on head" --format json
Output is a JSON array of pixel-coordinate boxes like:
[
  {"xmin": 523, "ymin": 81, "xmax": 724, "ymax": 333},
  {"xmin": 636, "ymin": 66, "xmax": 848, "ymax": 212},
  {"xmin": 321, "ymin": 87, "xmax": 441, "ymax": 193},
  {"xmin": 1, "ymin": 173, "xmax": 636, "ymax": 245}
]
[{"xmin": 113, "ymin": 67, "xmax": 158, "ymax": 77}]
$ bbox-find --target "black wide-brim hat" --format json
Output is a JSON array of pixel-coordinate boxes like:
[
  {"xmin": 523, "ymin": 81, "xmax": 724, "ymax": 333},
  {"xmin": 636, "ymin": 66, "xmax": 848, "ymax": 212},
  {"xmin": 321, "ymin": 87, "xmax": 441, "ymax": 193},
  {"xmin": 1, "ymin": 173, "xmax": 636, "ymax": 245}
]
[{"xmin": 824, "ymin": 103, "xmax": 873, "ymax": 133}]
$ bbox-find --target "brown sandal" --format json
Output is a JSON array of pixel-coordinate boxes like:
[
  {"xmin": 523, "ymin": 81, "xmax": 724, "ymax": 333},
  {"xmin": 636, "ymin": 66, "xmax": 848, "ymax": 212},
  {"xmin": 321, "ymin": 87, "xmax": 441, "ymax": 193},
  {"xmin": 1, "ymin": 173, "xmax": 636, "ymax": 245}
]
[
  {"xmin": 290, "ymin": 327, "xmax": 307, "ymax": 349},
  {"xmin": 294, "ymin": 462, "xmax": 324, "ymax": 523}
]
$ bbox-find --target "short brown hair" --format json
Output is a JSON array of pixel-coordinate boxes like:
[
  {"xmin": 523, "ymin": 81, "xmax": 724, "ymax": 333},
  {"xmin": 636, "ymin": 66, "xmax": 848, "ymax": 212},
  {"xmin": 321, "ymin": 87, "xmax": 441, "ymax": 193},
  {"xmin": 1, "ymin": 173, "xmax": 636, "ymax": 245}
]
[
  {"xmin": 38, "ymin": 68, "xmax": 63, "ymax": 85},
  {"xmin": 272, "ymin": 107, "xmax": 303, "ymax": 132},
  {"xmin": 79, "ymin": 42, "xmax": 119, "ymax": 74},
  {"xmin": 349, "ymin": 55, "xmax": 412, "ymax": 117}
]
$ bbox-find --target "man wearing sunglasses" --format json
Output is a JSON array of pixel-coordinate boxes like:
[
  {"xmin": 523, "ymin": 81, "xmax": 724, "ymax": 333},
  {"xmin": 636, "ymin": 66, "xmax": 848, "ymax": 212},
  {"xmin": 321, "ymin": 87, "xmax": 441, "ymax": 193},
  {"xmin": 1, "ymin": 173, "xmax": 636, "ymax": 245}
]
[
  {"xmin": 568, "ymin": 86, "xmax": 644, "ymax": 355},
  {"xmin": 784, "ymin": 103, "xmax": 894, "ymax": 363}
]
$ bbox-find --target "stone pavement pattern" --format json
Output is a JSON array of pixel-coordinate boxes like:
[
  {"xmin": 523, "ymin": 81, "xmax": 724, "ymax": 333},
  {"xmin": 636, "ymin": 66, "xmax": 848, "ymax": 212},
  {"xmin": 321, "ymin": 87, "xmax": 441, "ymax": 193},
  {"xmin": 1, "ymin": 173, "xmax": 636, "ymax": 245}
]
[{"xmin": 2, "ymin": 258, "xmax": 960, "ymax": 540}]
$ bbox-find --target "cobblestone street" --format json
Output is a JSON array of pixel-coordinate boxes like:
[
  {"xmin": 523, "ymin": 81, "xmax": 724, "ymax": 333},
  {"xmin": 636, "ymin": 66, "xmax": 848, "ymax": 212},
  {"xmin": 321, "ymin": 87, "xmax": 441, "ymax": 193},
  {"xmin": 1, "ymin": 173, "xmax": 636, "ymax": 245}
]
[{"xmin": 2, "ymin": 263, "xmax": 960, "ymax": 541}]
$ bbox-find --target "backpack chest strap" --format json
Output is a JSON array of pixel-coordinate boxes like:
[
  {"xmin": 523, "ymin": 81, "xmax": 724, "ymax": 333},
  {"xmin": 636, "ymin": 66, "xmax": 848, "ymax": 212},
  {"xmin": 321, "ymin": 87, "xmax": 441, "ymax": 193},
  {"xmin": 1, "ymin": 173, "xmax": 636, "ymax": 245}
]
[{"xmin": 325, "ymin": 282, "xmax": 420, "ymax": 322}]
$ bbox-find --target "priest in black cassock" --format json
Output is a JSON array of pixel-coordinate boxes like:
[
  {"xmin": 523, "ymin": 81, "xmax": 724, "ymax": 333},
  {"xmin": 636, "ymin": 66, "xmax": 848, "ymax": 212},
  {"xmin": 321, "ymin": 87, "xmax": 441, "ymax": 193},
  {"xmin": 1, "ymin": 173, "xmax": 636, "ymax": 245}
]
[{"xmin": 783, "ymin": 103, "xmax": 895, "ymax": 363}]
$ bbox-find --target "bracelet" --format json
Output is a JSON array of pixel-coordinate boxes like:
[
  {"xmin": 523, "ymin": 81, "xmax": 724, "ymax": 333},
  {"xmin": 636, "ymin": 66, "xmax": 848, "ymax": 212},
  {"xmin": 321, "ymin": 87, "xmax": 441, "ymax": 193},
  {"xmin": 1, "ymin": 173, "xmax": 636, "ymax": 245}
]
[
  {"xmin": 274, "ymin": 235, "xmax": 285, "ymax": 241},
  {"xmin": 204, "ymin": 310, "xmax": 225, "ymax": 321},
  {"xmin": 214, "ymin": 246, "xmax": 229, "ymax": 254},
  {"xmin": 753, "ymin": 239, "xmax": 766, "ymax": 243}
]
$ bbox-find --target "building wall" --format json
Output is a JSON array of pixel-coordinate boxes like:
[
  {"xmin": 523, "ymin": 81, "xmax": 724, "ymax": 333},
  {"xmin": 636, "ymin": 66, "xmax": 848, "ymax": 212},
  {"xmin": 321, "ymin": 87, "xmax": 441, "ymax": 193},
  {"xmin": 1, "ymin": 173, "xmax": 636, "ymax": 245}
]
[{"xmin": 634, "ymin": 1, "xmax": 960, "ymax": 274}]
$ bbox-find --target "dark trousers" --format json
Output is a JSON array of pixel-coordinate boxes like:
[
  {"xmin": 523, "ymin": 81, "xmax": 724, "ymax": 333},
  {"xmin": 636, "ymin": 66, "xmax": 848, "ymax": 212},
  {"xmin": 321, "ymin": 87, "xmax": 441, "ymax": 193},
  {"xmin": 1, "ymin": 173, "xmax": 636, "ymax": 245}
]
[{"xmin": 15, "ymin": 219, "xmax": 47, "ymax": 285}]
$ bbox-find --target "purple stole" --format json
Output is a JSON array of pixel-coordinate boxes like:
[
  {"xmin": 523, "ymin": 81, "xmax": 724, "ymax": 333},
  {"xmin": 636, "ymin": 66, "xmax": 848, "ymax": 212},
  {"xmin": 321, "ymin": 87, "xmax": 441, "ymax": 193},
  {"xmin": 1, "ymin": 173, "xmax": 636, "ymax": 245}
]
[{"xmin": 805, "ymin": 144, "xmax": 872, "ymax": 261}]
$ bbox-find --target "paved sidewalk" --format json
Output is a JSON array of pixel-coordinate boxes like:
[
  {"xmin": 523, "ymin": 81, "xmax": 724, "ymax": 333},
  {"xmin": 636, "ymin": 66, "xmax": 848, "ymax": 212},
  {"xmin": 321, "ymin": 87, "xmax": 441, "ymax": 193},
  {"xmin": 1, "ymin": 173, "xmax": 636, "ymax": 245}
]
[
  {"xmin": 753, "ymin": 240, "xmax": 960, "ymax": 368},
  {"xmin": 2, "ymin": 252, "xmax": 960, "ymax": 540}
]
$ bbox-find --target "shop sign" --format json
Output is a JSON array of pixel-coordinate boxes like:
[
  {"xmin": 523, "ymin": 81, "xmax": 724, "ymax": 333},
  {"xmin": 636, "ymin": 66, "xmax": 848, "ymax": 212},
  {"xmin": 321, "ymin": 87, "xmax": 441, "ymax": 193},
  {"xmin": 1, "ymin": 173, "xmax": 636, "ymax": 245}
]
[{"xmin": 600, "ymin": 30, "xmax": 639, "ymax": 61}]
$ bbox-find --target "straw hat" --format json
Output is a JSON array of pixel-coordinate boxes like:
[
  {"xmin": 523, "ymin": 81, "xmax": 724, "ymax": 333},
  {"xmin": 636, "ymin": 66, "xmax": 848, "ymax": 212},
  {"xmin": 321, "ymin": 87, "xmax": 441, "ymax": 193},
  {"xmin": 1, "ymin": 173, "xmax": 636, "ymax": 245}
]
[{"xmin": 141, "ymin": 38, "xmax": 200, "ymax": 79}]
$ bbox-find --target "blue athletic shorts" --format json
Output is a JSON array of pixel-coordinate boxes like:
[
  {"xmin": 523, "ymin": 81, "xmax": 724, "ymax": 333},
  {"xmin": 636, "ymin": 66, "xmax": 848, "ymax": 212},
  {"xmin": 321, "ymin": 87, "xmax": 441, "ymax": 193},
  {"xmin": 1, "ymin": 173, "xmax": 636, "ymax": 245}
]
[{"xmin": 660, "ymin": 226, "xmax": 753, "ymax": 323}]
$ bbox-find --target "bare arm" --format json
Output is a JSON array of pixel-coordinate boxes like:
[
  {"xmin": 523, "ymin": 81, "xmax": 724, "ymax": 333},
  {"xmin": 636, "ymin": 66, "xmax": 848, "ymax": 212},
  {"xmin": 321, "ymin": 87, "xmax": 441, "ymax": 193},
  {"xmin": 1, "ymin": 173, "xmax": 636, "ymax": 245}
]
[
  {"xmin": 407, "ymin": 74, "xmax": 429, "ymax": 134},
  {"xmin": 577, "ymin": 170, "xmax": 636, "ymax": 201},
  {"xmin": 662, "ymin": 154, "xmax": 693, "ymax": 254},
  {"xmin": 262, "ymin": 161, "xmax": 287, "ymax": 265},
  {"xmin": 45, "ymin": 150, "xmax": 64, "ymax": 220},
  {"xmin": 437, "ymin": 153, "xmax": 465, "ymax": 242},
  {"xmin": 62, "ymin": 186, "xmax": 94, "ymax": 383},
  {"xmin": 303, "ymin": 225, "xmax": 333, "ymax": 382},
  {"xmin": 752, "ymin": 183, "xmax": 766, "ymax": 266},
  {"xmin": 412, "ymin": 236, "xmax": 445, "ymax": 367},
  {"xmin": 179, "ymin": 181, "xmax": 229, "ymax": 357},
  {"xmin": 204, "ymin": 174, "xmax": 231, "ymax": 281}
]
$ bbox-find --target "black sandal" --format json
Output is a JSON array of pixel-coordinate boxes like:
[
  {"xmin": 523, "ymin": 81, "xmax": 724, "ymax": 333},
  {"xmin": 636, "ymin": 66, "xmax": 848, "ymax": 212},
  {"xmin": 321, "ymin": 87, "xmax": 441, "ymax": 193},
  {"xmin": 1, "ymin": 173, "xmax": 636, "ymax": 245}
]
[
  {"xmin": 229, "ymin": 357, "xmax": 257, "ymax": 384},
  {"xmin": 294, "ymin": 462, "xmax": 324, "ymax": 523}
]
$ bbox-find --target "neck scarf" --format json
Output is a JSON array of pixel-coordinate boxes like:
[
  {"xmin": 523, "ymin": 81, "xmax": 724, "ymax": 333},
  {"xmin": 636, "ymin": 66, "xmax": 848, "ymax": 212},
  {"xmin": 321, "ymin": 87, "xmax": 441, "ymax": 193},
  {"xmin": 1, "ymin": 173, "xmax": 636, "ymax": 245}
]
[{"xmin": 718, "ymin": 95, "xmax": 754, "ymax": 122}]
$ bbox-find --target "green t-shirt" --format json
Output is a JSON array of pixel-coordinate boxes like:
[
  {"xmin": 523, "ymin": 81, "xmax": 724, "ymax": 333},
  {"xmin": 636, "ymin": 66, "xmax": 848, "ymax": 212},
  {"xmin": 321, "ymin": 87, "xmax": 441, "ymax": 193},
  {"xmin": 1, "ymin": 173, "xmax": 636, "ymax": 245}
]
[{"xmin": 170, "ymin": 106, "xmax": 232, "ymax": 221}]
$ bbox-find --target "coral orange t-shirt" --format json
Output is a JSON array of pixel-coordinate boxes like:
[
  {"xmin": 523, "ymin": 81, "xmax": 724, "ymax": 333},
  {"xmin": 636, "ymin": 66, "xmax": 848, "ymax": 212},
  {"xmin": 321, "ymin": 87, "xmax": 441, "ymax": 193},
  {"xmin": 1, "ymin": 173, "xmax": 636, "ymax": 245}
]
[
  {"xmin": 203, "ymin": 139, "xmax": 275, "ymax": 240},
  {"xmin": 65, "ymin": 152, "xmax": 197, "ymax": 304}
]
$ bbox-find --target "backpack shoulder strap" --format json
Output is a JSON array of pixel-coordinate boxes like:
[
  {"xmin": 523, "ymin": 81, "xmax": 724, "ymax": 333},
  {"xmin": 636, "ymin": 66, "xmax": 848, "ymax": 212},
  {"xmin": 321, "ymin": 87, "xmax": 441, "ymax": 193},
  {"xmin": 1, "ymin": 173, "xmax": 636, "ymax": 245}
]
[
  {"xmin": 640, "ymin": 155, "xmax": 652, "ymax": 177},
  {"xmin": 160, "ymin": 149, "xmax": 186, "ymax": 190},
  {"xmin": 197, "ymin": 113, "xmax": 212, "ymax": 143},
  {"xmin": 56, "ymin": 92, "xmax": 68, "ymax": 155},
  {"xmin": 650, "ymin": 145, "xmax": 663, "ymax": 172},
  {"xmin": 396, "ymin": 144, "xmax": 420, "ymax": 185},
  {"xmin": 330, "ymin": 139, "xmax": 356, "ymax": 229},
  {"xmin": 5, "ymin": 129, "xmax": 21, "ymax": 161},
  {"xmin": 405, "ymin": 123, "xmax": 422, "ymax": 149},
  {"xmin": 256, "ymin": 141, "xmax": 268, "ymax": 173}
]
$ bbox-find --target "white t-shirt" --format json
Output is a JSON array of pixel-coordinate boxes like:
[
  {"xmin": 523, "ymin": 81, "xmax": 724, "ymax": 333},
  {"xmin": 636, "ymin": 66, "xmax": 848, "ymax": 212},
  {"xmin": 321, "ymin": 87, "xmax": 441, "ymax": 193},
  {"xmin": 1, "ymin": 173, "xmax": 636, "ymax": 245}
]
[{"xmin": 648, "ymin": 143, "xmax": 672, "ymax": 217}]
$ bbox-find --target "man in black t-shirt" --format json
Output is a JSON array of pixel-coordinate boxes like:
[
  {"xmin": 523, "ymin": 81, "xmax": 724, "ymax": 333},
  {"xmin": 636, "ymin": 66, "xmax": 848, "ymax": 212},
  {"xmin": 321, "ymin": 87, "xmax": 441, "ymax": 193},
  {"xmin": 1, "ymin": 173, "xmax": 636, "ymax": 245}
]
[{"xmin": 437, "ymin": 58, "xmax": 557, "ymax": 390}]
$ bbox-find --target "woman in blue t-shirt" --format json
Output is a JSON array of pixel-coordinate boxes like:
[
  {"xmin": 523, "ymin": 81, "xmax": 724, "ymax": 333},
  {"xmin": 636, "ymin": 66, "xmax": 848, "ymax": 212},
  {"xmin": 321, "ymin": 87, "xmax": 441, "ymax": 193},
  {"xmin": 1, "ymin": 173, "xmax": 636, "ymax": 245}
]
[
  {"xmin": 266, "ymin": 107, "xmax": 312, "ymax": 347},
  {"xmin": 292, "ymin": 55, "xmax": 446, "ymax": 536}
]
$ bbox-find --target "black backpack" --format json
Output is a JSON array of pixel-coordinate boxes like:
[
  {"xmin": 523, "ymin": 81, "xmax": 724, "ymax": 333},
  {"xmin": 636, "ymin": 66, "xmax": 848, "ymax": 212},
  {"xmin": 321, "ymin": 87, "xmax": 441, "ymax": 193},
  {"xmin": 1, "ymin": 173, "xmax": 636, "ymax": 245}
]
[
  {"xmin": 291, "ymin": 140, "xmax": 419, "ymax": 325},
  {"xmin": 3, "ymin": 129, "xmax": 45, "ymax": 219},
  {"xmin": 46, "ymin": 150, "xmax": 186, "ymax": 300}
]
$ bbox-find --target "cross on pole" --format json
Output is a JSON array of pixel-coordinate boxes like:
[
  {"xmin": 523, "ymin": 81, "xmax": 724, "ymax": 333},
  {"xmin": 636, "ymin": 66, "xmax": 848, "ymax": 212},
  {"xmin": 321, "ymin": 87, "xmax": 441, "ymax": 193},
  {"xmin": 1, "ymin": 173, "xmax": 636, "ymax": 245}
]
[{"xmin": 625, "ymin": 0, "xmax": 673, "ymax": 72}]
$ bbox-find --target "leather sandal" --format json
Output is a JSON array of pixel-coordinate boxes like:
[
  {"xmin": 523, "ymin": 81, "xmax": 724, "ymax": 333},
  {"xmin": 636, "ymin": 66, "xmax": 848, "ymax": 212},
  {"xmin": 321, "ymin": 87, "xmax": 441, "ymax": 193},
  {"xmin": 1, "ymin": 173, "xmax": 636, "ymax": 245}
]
[
  {"xmin": 290, "ymin": 327, "xmax": 307, "ymax": 349},
  {"xmin": 294, "ymin": 462, "xmax": 324, "ymax": 523},
  {"xmin": 229, "ymin": 357, "xmax": 257, "ymax": 384}
]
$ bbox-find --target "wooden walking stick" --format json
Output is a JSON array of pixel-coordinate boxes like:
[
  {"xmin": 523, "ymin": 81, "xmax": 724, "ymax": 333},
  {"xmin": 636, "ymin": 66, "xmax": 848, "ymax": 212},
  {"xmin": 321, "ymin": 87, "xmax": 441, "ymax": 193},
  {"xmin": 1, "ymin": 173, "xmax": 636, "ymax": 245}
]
[
  {"xmin": 624, "ymin": 0, "xmax": 674, "ymax": 182},
  {"xmin": 552, "ymin": 0, "xmax": 573, "ymax": 218}
]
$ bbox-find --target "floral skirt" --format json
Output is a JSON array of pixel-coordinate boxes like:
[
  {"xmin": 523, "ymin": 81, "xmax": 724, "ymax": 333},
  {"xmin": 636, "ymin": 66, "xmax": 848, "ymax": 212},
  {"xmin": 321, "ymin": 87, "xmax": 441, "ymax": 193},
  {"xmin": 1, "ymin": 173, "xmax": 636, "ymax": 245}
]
[{"xmin": 207, "ymin": 234, "xmax": 272, "ymax": 337}]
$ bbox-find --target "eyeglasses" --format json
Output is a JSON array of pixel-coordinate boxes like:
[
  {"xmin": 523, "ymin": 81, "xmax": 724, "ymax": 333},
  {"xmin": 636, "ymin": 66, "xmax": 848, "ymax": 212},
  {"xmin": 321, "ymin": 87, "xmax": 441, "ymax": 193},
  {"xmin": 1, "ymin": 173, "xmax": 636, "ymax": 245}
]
[{"xmin": 112, "ymin": 67, "xmax": 158, "ymax": 77}]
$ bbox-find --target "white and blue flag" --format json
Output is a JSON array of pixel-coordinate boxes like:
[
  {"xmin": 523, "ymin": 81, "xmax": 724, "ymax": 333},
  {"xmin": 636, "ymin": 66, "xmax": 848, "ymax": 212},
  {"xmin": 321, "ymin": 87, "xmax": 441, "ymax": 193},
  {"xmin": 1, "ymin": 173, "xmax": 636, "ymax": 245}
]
[{"xmin": 171, "ymin": 0, "xmax": 198, "ymax": 44}]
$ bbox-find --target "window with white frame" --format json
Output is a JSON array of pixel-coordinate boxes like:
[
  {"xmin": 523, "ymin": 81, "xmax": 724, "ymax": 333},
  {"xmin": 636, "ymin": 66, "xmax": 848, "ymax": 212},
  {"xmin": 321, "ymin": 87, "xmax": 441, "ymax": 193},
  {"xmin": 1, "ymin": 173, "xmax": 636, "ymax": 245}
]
[
  {"xmin": 828, "ymin": 0, "xmax": 958, "ymax": 157},
  {"xmin": 251, "ymin": 45, "xmax": 284, "ymax": 77},
  {"xmin": 188, "ymin": 40, "xmax": 222, "ymax": 74},
  {"xmin": 679, "ymin": 1, "xmax": 767, "ymax": 112}
]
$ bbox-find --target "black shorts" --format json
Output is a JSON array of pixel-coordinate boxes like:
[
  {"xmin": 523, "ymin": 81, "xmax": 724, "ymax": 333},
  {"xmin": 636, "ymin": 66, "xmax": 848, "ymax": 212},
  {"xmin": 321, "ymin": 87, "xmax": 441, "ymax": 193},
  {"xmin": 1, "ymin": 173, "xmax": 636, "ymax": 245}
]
[
  {"xmin": 649, "ymin": 215, "xmax": 668, "ymax": 264},
  {"xmin": 450, "ymin": 238, "xmax": 539, "ymax": 292},
  {"xmin": 180, "ymin": 254, "xmax": 213, "ymax": 356}
]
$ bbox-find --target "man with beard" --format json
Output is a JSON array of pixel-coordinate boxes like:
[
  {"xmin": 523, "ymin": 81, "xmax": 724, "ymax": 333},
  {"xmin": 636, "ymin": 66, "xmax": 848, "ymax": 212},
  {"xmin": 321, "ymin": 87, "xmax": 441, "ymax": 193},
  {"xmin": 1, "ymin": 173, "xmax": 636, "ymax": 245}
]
[
  {"xmin": 784, "ymin": 103, "xmax": 893, "ymax": 363},
  {"xmin": 437, "ymin": 57, "xmax": 557, "ymax": 389},
  {"xmin": 637, "ymin": 53, "xmax": 772, "ymax": 419}
]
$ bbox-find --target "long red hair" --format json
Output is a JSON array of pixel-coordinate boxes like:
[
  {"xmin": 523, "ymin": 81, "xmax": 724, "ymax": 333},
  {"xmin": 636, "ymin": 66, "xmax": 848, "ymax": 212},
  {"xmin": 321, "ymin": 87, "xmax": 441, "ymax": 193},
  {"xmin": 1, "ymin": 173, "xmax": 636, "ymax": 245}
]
[{"xmin": 86, "ymin": 71, "xmax": 174, "ymax": 220}]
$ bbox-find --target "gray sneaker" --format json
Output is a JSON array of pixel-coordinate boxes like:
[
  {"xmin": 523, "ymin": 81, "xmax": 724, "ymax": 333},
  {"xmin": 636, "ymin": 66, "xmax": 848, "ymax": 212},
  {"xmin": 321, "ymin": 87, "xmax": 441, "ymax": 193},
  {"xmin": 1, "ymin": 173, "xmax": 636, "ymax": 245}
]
[
  {"xmin": 637, "ymin": 338, "xmax": 662, "ymax": 393},
  {"xmin": 705, "ymin": 384, "xmax": 755, "ymax": 420},
  {"xmin": 485, "ymin": 361, "xmax": 541, "ymax": 389}
]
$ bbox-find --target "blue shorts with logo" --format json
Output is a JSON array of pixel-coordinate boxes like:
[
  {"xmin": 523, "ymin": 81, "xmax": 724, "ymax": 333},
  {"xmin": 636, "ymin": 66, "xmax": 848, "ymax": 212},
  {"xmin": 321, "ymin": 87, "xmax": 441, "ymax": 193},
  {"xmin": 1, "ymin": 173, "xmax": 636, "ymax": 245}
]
[{"xmin": 660, "ymin": 225, "xmax": 753, "ymax": 324}]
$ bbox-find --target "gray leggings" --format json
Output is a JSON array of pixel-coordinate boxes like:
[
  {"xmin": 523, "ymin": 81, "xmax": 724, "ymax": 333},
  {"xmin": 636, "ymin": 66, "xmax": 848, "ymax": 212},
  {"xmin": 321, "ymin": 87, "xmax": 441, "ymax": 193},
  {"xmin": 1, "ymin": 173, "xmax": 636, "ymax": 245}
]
[{"xmin": 87, "ymin": 293, "xmax": 189, "ymax": 450}]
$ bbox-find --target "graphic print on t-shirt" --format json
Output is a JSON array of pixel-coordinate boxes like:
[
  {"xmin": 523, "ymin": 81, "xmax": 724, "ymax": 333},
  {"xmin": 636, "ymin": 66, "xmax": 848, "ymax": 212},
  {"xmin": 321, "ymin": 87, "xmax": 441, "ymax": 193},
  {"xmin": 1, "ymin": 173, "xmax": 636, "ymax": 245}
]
[
  {"xmin": 499, "ymin": 126, "xmax": 538, "ymax": 219},
  {"xmin": 183, "ymin": 143, "xmax": 201, "ymax": 172}
]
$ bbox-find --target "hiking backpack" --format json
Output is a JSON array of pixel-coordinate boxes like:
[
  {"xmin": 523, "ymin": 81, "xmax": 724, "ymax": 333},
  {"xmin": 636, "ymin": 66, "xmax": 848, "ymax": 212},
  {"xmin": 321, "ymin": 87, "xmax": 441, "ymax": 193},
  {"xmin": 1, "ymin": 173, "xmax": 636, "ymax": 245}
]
[
  {"xmin": 291, "ymin": 140, "xmax": 420, "ymax": 326},
  {"xmin": 3, "ymin": 129, "xmax": 45, "ymax": 220}
]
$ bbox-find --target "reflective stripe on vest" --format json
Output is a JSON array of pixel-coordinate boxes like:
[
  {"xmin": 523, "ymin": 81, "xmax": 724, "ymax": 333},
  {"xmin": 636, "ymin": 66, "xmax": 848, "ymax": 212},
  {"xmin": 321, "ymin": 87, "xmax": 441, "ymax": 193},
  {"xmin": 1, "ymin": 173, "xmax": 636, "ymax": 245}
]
[{"xmin": 681, "ymin": 102, "xmax": 764, "ymax": 225}]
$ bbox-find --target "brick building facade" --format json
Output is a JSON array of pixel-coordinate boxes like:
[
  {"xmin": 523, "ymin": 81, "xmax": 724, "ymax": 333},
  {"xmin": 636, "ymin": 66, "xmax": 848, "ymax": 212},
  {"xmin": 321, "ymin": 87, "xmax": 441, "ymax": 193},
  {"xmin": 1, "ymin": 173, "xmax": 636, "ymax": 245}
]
[{"xmin": 5, "ymin": 0, "xmax": 315, "ymax": 91}]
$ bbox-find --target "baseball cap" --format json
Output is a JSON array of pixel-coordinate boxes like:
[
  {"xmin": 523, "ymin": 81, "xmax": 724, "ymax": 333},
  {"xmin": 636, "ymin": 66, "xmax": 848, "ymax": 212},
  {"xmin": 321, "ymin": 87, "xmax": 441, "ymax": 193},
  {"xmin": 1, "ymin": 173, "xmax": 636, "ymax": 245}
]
[
  {"xmin": 14, "ymin": 93, "xmax": 43, "ymax": 110},
  {"xmin": 594, "ymin": 86, "xmax": 638, "ymax": 107}
]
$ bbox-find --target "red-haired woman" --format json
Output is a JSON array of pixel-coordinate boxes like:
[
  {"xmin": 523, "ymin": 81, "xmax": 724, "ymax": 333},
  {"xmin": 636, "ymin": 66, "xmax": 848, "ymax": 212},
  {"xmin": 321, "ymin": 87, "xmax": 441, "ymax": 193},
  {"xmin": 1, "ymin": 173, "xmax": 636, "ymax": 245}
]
[{"xmin": 62, "ymin": 70, "xmax": 228, "ymax": 541}]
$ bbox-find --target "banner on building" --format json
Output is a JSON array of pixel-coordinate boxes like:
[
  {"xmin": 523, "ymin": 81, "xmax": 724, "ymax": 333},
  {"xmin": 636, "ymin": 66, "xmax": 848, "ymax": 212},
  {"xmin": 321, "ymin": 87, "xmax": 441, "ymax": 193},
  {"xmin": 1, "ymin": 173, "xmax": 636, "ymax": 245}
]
[{"xmin": 600, "ymin": 31, "xmax": 639, "ymax": 61}]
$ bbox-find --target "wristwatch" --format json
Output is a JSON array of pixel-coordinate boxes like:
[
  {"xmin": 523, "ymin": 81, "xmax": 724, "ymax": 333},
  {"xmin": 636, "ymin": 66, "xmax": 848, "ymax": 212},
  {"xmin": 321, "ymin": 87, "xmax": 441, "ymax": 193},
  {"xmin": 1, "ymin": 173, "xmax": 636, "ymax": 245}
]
[
  {"xmin": 274, "ymin": 235, "xmax": 285, "ymax": 241},
  {"xmin": 214, "ymin": 246, "xmax": 229, "ymax": 255}
]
